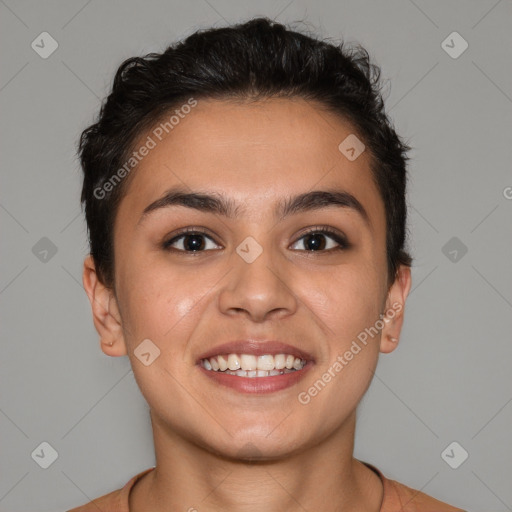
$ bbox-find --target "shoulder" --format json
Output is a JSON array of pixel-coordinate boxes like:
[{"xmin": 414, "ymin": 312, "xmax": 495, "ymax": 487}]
[
  {"xmin": 66, "ymin": 488, "xmax": 121, "ymax": 512},
  {"xmin": 360, "ymin": 461, "xmax": 467, "ymax": 512},
  {"xmin": 66, "ymin": 467, "xmax": 155, "ymax": 512},
  {"xmin": 384, "ymin": 477, "xmax": 467, "ymax": 511}
]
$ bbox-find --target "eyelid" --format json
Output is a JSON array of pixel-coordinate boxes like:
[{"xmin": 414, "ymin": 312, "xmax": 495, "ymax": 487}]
[{"xmin": 295, "ymin": 225, "xmax": 347, "ymax": 241}]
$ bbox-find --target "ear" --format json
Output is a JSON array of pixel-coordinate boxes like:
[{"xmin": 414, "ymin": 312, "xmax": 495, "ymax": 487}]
[
  {"xmin": 82, "ymin": 254, "xmax": 127, "ymax": 357},
  {"xmin": 380, "ymin": 265, "xmax": 412, "ymax": 354}
]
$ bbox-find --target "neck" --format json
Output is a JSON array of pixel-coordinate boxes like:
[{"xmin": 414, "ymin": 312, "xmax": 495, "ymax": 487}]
[{"xmin": 130, "ymin": 411, "xmax": 383, "ymax": 512}]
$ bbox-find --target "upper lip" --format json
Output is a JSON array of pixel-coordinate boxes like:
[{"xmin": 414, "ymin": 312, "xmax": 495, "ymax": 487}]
[{"xmin": 196, "ymin": 340, "xmax": 315, "ymax": 364}]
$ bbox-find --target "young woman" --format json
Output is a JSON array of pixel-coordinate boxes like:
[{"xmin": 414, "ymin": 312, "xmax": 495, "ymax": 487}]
[{"xmin": 69, "ymin": 16, "xmax": 466, "ymax": 512}]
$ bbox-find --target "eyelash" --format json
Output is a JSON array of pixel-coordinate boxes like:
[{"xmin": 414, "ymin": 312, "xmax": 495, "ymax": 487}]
[{"xmin": 162, "ymin": 226, "xmax": 350, "ymax": 254}]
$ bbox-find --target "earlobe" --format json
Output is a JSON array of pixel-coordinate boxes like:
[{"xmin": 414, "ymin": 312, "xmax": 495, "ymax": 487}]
[
  {"xmin": 82, "ymin": 255, "xmax": 127, "ymax": 357},
  {"xmin": 380, "ymin": 334, "xmax": 400, "ymax": 354},
  {"xmin": 380, "ymin": 265, "xmax": 412, "ymax": 354}
]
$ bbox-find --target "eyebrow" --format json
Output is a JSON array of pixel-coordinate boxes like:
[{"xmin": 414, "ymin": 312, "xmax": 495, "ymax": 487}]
[{"xmin": 137, "ymin": 186, "xmax": 371, "ymax": 228}]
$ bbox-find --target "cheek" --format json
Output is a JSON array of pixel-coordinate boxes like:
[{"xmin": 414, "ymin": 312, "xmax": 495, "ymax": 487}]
[
  {"xmin": 292, "ymin": 268, "xmax": 383, "ymax": 431},
  {"xmin": 123, "ymin": 277, "xmax": 201, "ymax": 342},
  {"xmin": 297, "ymin": 263, "xmax": 384, "ymax": 345},
  {"xmin": 118, "ymin": 259, "xmax": 224, "ymax": 379},
  {"xmin": 118, "ymin": 270, "xmax": 208, "ymax": 405}
]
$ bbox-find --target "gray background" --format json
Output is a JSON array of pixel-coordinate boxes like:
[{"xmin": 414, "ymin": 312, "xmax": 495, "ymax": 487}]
[{"xmin": 1, "ymin": 1, "xmax": 511, "ymax": 510}]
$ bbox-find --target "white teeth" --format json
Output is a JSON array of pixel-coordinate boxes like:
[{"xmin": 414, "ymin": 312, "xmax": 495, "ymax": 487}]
[
  {"xmin": 227, "ymin": 354, "xmax": 241, "ymax": 370},
  {"xmin": 274, "ymin": 354, "xmax": 286, "ymax": 369},
  {"xmin": 257, "ymin": 355, "xmax": 275, "ymax": 371},
  {"xmin": 240, "ymin": 354, "xmax": 257, "ymax": 371},
  {"xmin": 223, "ymin": 368, "xmax": 298, "ymax": 377},
  {"xmin": 202, "ymin": 353, "xmax": 307, "ymax": 375},
  {"xmin": 217, "ymin": 354, "xmax": 228, "ymax": 371}
]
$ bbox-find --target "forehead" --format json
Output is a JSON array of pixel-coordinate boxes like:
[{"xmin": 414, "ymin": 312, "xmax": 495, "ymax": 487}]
[{"xmin": 117, "ymin": 97, "xmax": 384, "ymax": 228}]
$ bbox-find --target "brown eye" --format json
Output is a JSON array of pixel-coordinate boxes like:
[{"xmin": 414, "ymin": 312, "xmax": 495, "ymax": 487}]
[
  {"xmin": 163, "ymin": 230, "xmax": 221, "ymax": 252},
  {"xmin": 291, "ymin": 228, "xmax": 349, "ymax": 252}
]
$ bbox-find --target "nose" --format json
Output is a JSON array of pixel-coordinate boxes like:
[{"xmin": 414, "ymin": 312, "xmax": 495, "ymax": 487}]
[{"xmin": 218, "ymin": 244, "xmax": 298, "ymax": 323}]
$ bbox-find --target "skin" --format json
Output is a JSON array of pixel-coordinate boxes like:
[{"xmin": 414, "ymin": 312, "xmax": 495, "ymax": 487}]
[{"xmin": 83, "ymin": 97, "xmax": 411, "ymax": 512}]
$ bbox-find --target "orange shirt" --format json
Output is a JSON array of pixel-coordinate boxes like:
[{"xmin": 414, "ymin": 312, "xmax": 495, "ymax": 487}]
[{"xmin": 67, "ymin": 461, "xmax": 466, "ymax": 511}]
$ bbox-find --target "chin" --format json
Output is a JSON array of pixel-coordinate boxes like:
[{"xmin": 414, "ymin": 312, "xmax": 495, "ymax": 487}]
[{"xmin": 201, "ymin": 428, "xmax": 304, "ymax": 462}]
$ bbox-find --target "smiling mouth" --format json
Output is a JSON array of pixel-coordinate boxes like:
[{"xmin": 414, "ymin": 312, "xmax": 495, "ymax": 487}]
[{"xmin": 200, "ymin": 353, "xmax": 307, "ymax": 377}]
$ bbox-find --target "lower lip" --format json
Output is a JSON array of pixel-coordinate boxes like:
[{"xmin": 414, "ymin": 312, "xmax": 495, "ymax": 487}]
[{"xmin": 197, "ymin": 361, "xmax": 314, "ymax": 394}]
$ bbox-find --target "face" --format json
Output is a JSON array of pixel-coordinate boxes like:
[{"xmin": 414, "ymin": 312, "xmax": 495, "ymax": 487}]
[{"xmin": 84, "ymin": 97, "xmax": 410, "ymax": 460}]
